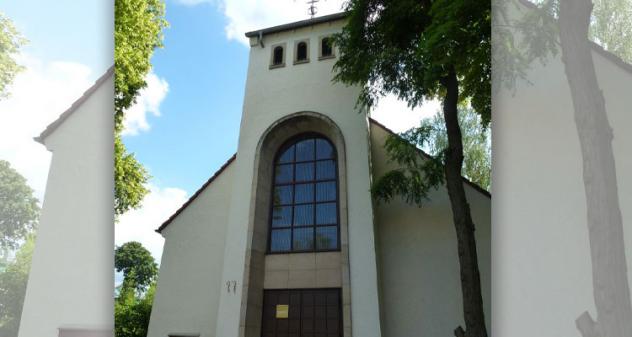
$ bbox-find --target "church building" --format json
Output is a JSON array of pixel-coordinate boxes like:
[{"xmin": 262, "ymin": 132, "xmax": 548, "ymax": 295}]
[{"xmin": 147, "ymin": 13, "xmax": 491, "ymax": 337}]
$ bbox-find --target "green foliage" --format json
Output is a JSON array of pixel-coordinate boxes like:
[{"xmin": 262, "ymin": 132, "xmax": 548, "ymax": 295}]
[
  {"xmin": 114, "ymin": 0, "xmax": 167, "ymax": 216},
  {"xmin": 333, "ymin": 0, "xmax": 491, "ymax": 124},
  {"xmin": 115, "ymin": 282, "xmax": 156, "ymax": 337},
  {"xmin": 421, "ymin": 106, "xmax": 491, "ymax": 191},
  {"xmin": 115, "ymin": 135, "xmax": 150, "ymax": 216},
  {"xmin": 372, "ymin": 125, "xmax": 445, "ymax": 205},
  {"xmin": 0, "ymin": 235, "xmax": 35, "ymax": 336},
  {"xmin": 115, "ymin": 241, "xmax": 157, "ymax": 294},
  {"xmin": 492, "ymin": 0, "xmax": 559, "ymax": 93},
  {"xmin": 0, "ymin": 12, "xmax": 27, "ymax": 100},
  {"xmin": 0, "ymin": 160, "xmax": 39, "ymax": 251},
  {"xmin": 590, "ymin": 0, "xmax": 632, "ymax": 63},
  {"xmin": 114, "ymin": 0, "xmax": 168, "ymax": 129}
]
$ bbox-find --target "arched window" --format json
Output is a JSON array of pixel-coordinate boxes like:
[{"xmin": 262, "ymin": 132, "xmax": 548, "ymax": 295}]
[
  {"xmin": 269, "ymin": 135, "xmax": 339, "ymax": 253},
  {"xmin": 296, "ymin": 41, "xmax": 308, "ymax": 62},
  {"xmin": 321, "ymin": 37, "xmax": 333, "ymax": 58},
  {"xmin": 272, "ymin": 46, "xmax": 284, "ymax": 66}
]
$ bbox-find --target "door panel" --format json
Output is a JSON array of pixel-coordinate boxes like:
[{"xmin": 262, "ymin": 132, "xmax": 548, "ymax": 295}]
[{"xmin": 262, "ymin": 289, "xmax": 341, "ymax": 337}]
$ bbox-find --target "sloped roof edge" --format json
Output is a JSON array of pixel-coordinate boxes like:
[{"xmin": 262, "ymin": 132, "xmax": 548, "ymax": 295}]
[
  {"xmin": 515, "ymin": 0, "xmax": 632, "ymax": 74},
  {"xmin": 156, "ymin": 154, "xmax": 237, "ymax": 233},
  {"xmin": 369, "ymin": 118, "xmax": 491, "ymax": 199},
  {"xmin": 35, "ymin": 66, "xmax": 115, "ymax": 144},
  {"xmin": 245, "ymin": 12, "xmax": 348, "ymax": 38},
  {"xmin": 156, "ymin": 118, "xmax": 490, "ymax": 234}
]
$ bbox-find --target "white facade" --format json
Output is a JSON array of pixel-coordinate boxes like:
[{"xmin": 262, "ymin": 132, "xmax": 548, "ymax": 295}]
[
  {"xmin": 148, "ymin": 14, "xmax": 491, "ymax": 337},
  {"xmin": 493, "ymin": 1, "xmax": 632, "ymax": 335},
  {"xmin": 19, "ymin": 69, "xmax": 114, "ymax": 337}
]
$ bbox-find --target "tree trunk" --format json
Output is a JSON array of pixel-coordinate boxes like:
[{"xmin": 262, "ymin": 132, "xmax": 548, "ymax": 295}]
[
  {"xmin": 440, "ymin": 68, "xmax": 488, "ymax": 337},
  {"xmin": 558, "ymin": 1, "xmax": 632, "ymax": 337}
]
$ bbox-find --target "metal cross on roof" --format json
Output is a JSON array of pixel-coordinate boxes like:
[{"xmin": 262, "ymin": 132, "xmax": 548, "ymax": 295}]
[{"xmin": 307, "ymin": 0, "xmax": 319, "ymax": 18}]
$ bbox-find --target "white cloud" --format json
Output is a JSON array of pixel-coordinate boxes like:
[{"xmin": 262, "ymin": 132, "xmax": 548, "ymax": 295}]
[
  {"xmin": 370, "ymin": 96, "xmax": 441, "ymax": 133},
  {"xmin": 0, "ymin": 53, "xmax": 94, "ymax": 201},
  {"xmin": 115, "ymin": 184, "xmax": 188, "ymax": 264},
  {"xmin": 121, "ymin": 71, "xmax": 169, "ymax": 136},
  {"xmin": 173, "ymin": 0, "xmax": 346, "ymax": 46}
]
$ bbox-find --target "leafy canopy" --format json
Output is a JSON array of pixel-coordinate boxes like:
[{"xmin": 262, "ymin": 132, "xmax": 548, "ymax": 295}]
[
  {"xmin": 115, "ymin": 241, "xmax": 158, "ymax": 294},
  {"xmin": 0, "ymin": 160, "xmax": 39, "ymax": 250},
  {"xmin": 115, "ymin": 282, "xmax": 155, "ymax": 337},
  {"xmin": 590, "ymin": 0, "xmax": 632, "ymax": 63},
  {"xmin": 114, "ymin": 0, "xmax": 168, "ymax": 129},
  {"xmin": 422, "ymin": 106, "xmax": 491, "ymax": 191},
  {"xmin": 114, "ymin": 135, "xmax": 150, "ymax": 216},
  {"xmin": 114, "ymin": 0, "xmax": 167, "ymax": 216},
  {"xmin": 335, "ymin": 0, "xmax": 491, "ymax": 206},
  {"xmin": 0, "ymin": 12, "xmax": 27, "ymax": 100},
  {"xmin": 0, "ymin": 235, "xmax": 35, "ymax": 336},
  {"xmin": 334, "ymin": 0, "xmax": 491, "ymax": 124}
]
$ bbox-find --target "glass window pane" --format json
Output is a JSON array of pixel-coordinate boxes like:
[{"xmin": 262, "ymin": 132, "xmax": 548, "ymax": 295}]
[
  {"xmin": 275, "ymin": 164, "xmax": 293, "ymax": 183},
  {"xmin": 278, "ymin": 145, "xmax": 294, "ymax": 163},
  {"xmin": 295, "ymin": 139, "xmax": 315, "ymax": 161},
  {"xmin": 293, "ymin": 204, "xmax": 314, "ymax": 226},
  {"xmin": 316, "ymin": 182, "xmax": 336, "ymax": 202},
  {"xmin": 293, "ymin": 227, "xmax": 314, "ymax": 250},
  {"xmin": 316, "ymin": 203, "xmax": 337, "ymax": 225},
  {"xmin": 296, "ymin": 162, "xmax": 315, "ymax": 182},
  {"xmin": 271, "ymin": 206, "xmax": 292, "ymax": 227},
  {"xmin": 273, "ymin": 185, "xmax": 293, "ymax": 205},
  {"xmin": 295, "ymin": 183, "xmax": 314, "ymax": 203},
  {"xmin": 270, "ymin": 229, "xmax": 291, "ymax": 252},
  {"xmin": 316, "ymin": 160, "xmax": 335, "ymax": 180},
  {"xmin": 316, "ymin": 139, "xmax": 334, "ymax": 159},
  {"xmin": 316, "ymin": 226, "xmax": 338, "ymax": 250}
]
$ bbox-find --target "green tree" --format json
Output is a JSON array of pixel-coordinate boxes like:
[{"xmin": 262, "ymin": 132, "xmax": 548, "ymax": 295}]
[
  {"xmin": 114, "ymin": 0, "xmax": 168, "ymax": 216},
  {"xmin": 0, "ymin": 235, "xmax": 35, "ymax": 336},
  {"xmin": 115, "ymin": 282, "xmax": 156, "ymax": 337},
  {"xmin": 0, "ymin": 160, "xmax": 39, "ymax": 251},
  {"xmin": 420, "ymin": 106, "xmax": 491, "ymax": 191},
  {"xmin": 0, "ymin": 12, "xmax": 27, "ymax": 100},
  {"xmin": 115, "ymin": 241, "xmax": 157, "ymax": 294},
  {"xmin": 114, "ymin": 135, "xmax": 150, "ymax": 216},
  {"xmin": 589, "ymin": 0, "xmax": 632, "ymax": 63},
  {"xmin": 114, "ymin": 241, "xmax": 157, "ymax": 337},
  {"xmin": 334, "ymin": 1, "xmax": 490, "ymax": 336}
]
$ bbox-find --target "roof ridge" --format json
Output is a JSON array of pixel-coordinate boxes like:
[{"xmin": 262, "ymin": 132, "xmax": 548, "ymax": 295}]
[
  {"xmin": 368, "ymin": 117, "xmax": 491, "ymax": 198},
  {"xmin": 156, "ymin": 154, "xmax": 237, "ymax": 233},
  {"xmin": 35, "ymin": 66, "xmax": 115, "ymax": 144},
  {"xmin": 244, "ymin": 12, "xmax": 348, "ymax": 38}
]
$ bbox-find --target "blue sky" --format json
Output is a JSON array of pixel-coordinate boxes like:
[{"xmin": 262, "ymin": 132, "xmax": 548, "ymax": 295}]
[
  {"xmin": 123, "ymin": 2, "xmax": 247, "ymax": 194},
  {"xmin": 1, "ymin": 0, "xmax": 435, "ymax": 263},
  {"xmin": 2, "ymin": 0, "xmax": 112, "ymax": 77}
]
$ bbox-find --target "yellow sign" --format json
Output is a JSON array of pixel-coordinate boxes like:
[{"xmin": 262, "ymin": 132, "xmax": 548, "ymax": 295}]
[{"xmin": 276, "ymin": 304, "xmax": 289, "ymax": 319}]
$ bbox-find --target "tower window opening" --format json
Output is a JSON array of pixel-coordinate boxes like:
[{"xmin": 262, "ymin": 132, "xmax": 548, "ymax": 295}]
[
  {"xmin": 296, "ymin": 42, "xmax": 308, "ymax": 62},
  {"xmin": 272, "ymin": 46, "xmax": 284, "ymax": 66},
  {"xmin": 321, "ymin": 37, "xmax": 333, "ymax": 58}
]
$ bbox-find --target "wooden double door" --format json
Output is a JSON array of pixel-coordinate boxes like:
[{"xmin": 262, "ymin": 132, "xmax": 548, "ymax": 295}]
[{"xmin": 261, "ymin": 288, "xmax": 342, "ymax": 337}]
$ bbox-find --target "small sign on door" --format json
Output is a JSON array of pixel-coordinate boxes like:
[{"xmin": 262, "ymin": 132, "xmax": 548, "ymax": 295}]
[{"xmin": 275, "ymin": 304, "xmax": 289, "ymax": 319}]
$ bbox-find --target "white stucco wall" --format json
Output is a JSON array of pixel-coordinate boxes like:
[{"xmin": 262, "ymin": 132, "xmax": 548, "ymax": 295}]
[
  {"xmin": 18, "ymin": 73, "xmax": 114, "ymax": 337},
  {"xmin": 370, "ymin": 122, "xmax": 492, "ymax": 337},
  {"xmin": 215, "ymin": 18, "xmax": 384, "ymax": 337},
  {"xmin": 147, "ymin": 162, "xmax": 234, "ymax": 337},
  {"xmin": 493, "ymin": 1, "xmax": 632, "ymax": 335}
]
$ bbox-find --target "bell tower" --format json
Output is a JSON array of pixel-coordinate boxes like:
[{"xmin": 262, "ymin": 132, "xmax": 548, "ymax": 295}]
[{"xmin": 214, "ymin": 13, "xmax": 383, "ymax": 337}]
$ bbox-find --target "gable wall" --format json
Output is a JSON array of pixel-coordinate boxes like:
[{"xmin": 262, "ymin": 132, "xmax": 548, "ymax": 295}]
[
  {"xmin": 147, "ymin": 163, "xmax": 234, "ymax": 337},
  {"xmin": 18, "ymin": 73, "xmax": 114, "ymax": 337},
  {"xmin": 370, "ymin": 122, "xmax": 492, "ymax": 337},
  {"xmin": 493, "ymin": 1, "xmax": 632, "ymax": 334}
]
